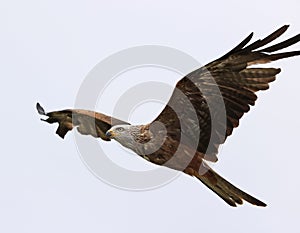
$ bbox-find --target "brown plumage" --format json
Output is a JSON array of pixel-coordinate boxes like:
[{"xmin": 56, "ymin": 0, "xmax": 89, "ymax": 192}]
[
  {"xmin": 36, "ymin": 103, "xmax": 129, "ymax": 140},
  {"xmin": 37, "ymin": 25, "xmax": 300, "ymax": 207}
]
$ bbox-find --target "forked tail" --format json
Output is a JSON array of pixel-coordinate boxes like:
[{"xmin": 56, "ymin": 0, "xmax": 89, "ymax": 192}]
[{"xmin": 195, "ymin": 162, "xmax": 266, "ymax": 207}]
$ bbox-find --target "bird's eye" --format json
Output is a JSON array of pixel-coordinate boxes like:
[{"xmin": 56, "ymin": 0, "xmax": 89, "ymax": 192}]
[{"xmin": 116, "ymin": 127, "xmax": 124, "ymax": 132}]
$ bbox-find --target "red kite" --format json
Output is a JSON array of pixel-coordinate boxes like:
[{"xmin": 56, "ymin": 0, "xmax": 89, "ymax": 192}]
[{"xmin": 37, "ymin": 25, "xmax": 300, "ymax": 207}]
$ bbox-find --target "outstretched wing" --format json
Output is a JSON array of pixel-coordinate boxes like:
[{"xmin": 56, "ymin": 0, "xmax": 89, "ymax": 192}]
[
  {"xmin": 153, "ymin": 25, "xmax": 300, "ymax": 162},
  {"xmin": 36, "ymin": 103, "xmax": 129, "ymax": 141}
]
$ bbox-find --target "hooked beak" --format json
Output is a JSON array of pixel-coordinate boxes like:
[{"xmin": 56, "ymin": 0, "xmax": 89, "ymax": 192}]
[{"xmin": 105, "ymin": 130, "xmax": 114, "ymax": 139}]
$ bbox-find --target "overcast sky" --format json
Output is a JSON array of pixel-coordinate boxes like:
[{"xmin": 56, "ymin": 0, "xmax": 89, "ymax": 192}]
[{"xmin": 1, "ymin": 0, "xmax": 300, "ymax": 232}]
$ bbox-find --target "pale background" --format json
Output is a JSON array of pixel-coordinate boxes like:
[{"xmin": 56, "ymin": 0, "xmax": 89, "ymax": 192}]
[{"xmin": 1, "ymin": 0, "xmax": 300, "ymax": 232}]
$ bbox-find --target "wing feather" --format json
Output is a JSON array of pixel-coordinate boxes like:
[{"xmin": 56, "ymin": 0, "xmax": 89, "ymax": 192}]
[
  {"xmin": 36, "ymin": 103, "xmax": 129, "ymax": 140},
  {"xmin": 152, "ymin": 25, "xmax": 300, "ymax": 161}
]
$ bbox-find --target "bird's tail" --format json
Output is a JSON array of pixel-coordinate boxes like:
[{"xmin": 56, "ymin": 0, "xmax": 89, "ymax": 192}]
[{"xmin": 194, "ymin": 162, "xmax": 266, "ymax": 207}]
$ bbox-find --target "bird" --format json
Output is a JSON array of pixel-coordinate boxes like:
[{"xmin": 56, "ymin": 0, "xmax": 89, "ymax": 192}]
[{"xmin": 37, "ymin": 25, "xmax": 300, "ymax": 207}]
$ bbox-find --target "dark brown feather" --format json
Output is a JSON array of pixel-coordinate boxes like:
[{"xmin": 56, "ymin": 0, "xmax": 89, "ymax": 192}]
[
  {"xmin": 194, "ymin": 162, "xmax": 266, "ymax": 207},
  {"xmin": 260, "ymin": 33, "xmax": 300, "ymax": 53},
  {"xmin": 152, "ymin": 25, "xmax": 300, "ymax": 161},
  {"xmin": 242, "ymin": 25, "xmax": 289, "ymax": 52}
]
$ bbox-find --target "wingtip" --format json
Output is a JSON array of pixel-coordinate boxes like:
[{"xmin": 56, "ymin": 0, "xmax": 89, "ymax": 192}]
[
  {"xmin": 250, "ymin": 198, "xmax": 267, "ymax": 207},
  {"xmin": 280, "ymin": 25, "xmax": 290, "ymax": 34},
  {"xmin": 36, "ymin": 102, "xmax": 46, "ymax": 115},
  {"xmin": 247, "ymin": 32, "xmax": 254, "ymax": 41},
  {"xmin": 280, "ymin": 24, "xmax": 289, "ymax": 33},
  {"xmin": 277, "ymin": 25, "xmax": 289, "ymax": 33},
  {"xmin": 257, "ymin": 201, "xmax": 267, "ymax": 207}
]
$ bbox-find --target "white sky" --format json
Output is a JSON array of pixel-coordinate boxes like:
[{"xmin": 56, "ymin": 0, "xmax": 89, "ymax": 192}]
[{"xmin": 1, "ymin": 0, "xmax": 300, "ymax": 232}]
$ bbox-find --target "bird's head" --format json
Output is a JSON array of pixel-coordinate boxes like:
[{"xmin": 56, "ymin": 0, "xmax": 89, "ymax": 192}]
[
  {"xmin": 106, "ymin": 124, "xmax": 163, "ymax": 155},
  {"xmin": 106, "ymin": 125, "xmax": 151, "ymax": 151},
  {"xmin": 105, "ymin": 124, "xmax": 142, "ymax": 148}
]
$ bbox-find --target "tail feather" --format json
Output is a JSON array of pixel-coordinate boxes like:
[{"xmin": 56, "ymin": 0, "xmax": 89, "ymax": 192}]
[{"xmin": 195, "ymin": 163, "xmax": 266, "ymax": 207}]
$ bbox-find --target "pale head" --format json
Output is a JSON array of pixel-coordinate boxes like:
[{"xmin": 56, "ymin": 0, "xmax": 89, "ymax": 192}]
[
  {"xmin": 105, "ymin": 124, "xmax": 142, "ymax": 150},
  {"xmin": 105, "ymin": 123, "xmax": 167, "ymax": 156}
]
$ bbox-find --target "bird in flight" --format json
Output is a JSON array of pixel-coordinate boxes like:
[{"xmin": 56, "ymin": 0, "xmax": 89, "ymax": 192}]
[{"xmin": 37, "ymin": 25, "xmax": 300, "ymax": 207}]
